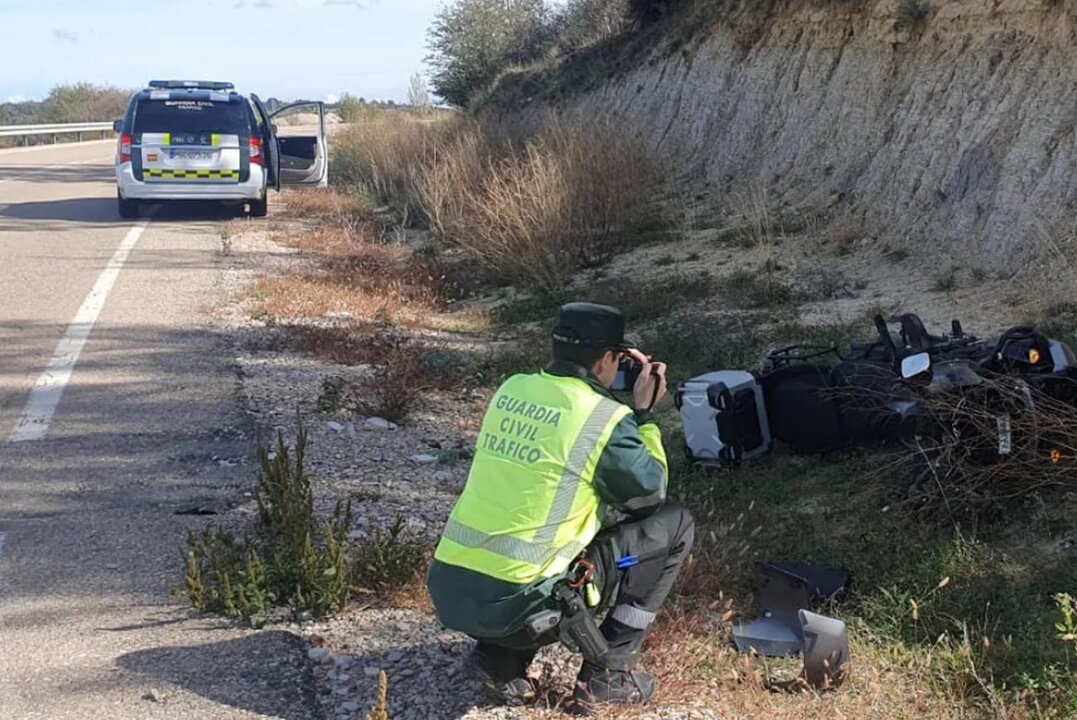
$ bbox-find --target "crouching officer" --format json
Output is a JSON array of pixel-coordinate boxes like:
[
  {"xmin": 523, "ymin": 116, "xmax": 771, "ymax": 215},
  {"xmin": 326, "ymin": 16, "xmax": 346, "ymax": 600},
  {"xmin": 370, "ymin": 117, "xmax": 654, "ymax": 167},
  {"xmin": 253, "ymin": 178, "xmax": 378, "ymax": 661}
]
[{"xmin": 427, "ymin": 302, "xmax": 695, "ymax": 709}]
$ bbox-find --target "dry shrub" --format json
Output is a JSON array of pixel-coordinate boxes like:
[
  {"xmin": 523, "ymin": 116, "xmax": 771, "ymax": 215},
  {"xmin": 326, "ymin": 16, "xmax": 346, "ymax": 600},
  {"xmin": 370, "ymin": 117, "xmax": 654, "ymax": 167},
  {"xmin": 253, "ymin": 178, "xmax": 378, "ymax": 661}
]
[
  {"xmin": 331, "ymin": 112, "xmax": 661, "ymax": 292},
  {"xmin": 413, "ymin": 124, "xmax": 495, "ymax": 236},
  {"xmin": 348, "ymin": 339, "xmax": 434, "ymax": 423},
  {"xmin": 385, "ymin": 571, "xmax": 435, "ymax": 613},
  {"xmin": 271, "ymin": 323, "xmax": 389, "ymax": 366},
  {"xmin": 888, "ymin": 376, "xmax": 1077, "ymax": 517},
  {"xmin": 419, "ymin": 117, "xmax": 659, "ymax": 291},
  {"xmin": 351, "ymin": 514, "xmax": 430, "ymax": 600},
  {"xmin": 331, "ymin": 115, "xmax": 472, "ymax": 218}
]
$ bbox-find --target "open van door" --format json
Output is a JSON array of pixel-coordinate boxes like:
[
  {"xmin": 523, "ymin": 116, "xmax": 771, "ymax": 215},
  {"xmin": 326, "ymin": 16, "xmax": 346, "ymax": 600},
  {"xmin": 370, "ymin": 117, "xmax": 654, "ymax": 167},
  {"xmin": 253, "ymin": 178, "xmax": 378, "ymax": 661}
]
[{"xmin": 269, "ymin": 101, "xmax": 328, "ymax": 188}]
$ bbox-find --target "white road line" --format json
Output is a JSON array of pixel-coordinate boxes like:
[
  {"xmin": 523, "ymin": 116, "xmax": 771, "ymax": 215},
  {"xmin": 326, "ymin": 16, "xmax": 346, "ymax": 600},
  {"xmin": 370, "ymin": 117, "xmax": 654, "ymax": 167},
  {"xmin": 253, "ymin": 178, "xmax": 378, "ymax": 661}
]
[
  {"xmin": 0, "ymin": 155, "xmax": 113, "ymax": 185},
  {"xmin": 8, "ymin": 219, "xmax": 151, "ymax": 442}
]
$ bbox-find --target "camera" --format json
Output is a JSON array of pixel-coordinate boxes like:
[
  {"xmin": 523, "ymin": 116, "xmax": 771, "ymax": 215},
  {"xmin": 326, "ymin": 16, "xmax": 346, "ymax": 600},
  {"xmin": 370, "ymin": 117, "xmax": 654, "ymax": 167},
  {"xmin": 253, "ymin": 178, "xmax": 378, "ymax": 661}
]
[{"xmin": 612, "ymin": 355, "xmax": 645, "ymax": 392}]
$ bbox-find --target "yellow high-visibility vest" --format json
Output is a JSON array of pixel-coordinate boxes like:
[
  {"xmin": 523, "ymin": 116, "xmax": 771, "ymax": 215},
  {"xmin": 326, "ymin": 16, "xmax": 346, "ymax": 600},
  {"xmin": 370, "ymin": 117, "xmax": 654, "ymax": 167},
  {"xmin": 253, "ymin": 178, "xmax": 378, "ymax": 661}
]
[{"xmin": 434, "ymin": 371, "xmax": 632, "ymax": 584}]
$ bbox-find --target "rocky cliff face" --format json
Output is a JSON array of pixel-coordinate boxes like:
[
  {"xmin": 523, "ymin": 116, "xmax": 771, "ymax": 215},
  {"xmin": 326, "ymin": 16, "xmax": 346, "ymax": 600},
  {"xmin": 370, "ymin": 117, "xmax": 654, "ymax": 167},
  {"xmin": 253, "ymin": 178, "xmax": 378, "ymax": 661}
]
[{"xmin": 508, "ymin": 0, "xmax": 1077, "ymax": 271}]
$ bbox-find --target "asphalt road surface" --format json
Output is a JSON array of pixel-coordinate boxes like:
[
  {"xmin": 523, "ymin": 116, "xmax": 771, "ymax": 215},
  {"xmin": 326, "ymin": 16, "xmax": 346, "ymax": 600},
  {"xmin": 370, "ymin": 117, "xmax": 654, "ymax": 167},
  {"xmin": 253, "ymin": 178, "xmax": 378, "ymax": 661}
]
[{"xmin": 0, "ymin": 142, "xmax": 320, "ymax": 719}]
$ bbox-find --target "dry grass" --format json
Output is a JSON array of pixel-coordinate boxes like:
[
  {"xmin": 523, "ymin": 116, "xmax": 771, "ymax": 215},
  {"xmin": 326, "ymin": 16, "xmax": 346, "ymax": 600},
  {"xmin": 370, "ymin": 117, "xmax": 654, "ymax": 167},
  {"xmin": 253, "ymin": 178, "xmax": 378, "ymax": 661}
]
[
  {"xmin": 219, "ymin": 219, "xmax": 248, "ymax": 255},
  {"xmin": 385, "ymin": 571, "xmax": 436, "ymax": 614},
  {"xmin": 331, "ymin": 115, "xmax": 472, "ymax": 220},
  {"xmin": 419, "ymin": 117, "xmax": 659, "ymax": 291},
  {"xmin": 253, "ymin": 224, "xmax": 446, "ymax": 329},
  {"xmin": 731, "ymin": 186, "xmax": 780, "ymax": 249},
  {"xmin": 281, "ymin": 187, "xmax": 368, "ymax": 219},
  {"xmin": 331, "ymin": 113, "xmax": 662, "ymax": 292},
  {"xmin": 1028, "ymin": 215, "xmax": 1077, "ymax": 314},
  {"xmin": 585, "ymin": 583, "xmax": 987, "ymax": 720}
]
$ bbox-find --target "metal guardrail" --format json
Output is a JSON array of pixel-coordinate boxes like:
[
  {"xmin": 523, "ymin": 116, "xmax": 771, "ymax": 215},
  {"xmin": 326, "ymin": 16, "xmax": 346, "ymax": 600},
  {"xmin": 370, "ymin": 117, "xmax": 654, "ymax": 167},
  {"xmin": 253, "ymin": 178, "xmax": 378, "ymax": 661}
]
[{"xmin": 0, "ymin": 122, "xmax": 115, "ymax": 143}]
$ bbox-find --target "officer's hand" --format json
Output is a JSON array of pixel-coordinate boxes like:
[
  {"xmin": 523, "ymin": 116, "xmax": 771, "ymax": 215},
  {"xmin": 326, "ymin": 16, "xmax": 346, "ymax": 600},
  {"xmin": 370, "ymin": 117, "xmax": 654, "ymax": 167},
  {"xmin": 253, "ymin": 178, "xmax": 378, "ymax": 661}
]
[{"xmin": 627, "ymin": 349, "xmax": 667, "ymax": 411}]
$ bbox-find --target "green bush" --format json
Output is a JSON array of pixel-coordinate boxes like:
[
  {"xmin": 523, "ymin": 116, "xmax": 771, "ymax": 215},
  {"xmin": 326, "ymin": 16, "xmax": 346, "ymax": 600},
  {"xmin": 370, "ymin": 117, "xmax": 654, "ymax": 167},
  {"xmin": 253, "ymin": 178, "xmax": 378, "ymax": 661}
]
[
  {"xmin": 337, "ymin": 93, "xmax": 374, "ymax": 124},
  {"xmin": 353, "ymin": 516, "xmax": 430, "ymax": 597},
  {"xmin": 180, "ymin": 424, "xmax": 429, "ymax": 625},
  {"xmin": 39, "ymin": 83, "xmax": 133, "ymax": 123},
  {"xmin": 426, "ymin": 0, "xmax": 553, "ymax": 107}
]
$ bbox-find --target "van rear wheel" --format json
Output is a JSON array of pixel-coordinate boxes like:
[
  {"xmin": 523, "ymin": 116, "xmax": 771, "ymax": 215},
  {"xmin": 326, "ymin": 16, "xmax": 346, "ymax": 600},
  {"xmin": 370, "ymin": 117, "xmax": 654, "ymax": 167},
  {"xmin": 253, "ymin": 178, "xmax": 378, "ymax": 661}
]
[
  {"xmin": 117, "ymin": 193, "xmax": 139, "ymax": 219},
  {"xmin": 249, "ymin": 197, "xmax": 268, "ymax": 218}
]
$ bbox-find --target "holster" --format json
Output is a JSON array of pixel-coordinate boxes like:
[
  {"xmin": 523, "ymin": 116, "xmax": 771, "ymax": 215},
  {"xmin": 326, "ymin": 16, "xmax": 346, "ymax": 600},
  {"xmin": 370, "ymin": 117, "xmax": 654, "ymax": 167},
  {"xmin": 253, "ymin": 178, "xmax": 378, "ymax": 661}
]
[{"xmin": 522, "ymin": 582, "xmax": 609, "ymax": 664}]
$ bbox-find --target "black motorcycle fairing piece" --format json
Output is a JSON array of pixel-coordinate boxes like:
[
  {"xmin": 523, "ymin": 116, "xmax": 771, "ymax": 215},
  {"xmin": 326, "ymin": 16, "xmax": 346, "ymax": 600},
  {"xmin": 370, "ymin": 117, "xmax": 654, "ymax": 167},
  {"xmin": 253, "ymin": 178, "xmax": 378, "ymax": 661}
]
[
  {"xmin": 760, "ymin": 363, "xmax": 847, "ymax": 454},
  {"xmin": 981, "ymin": 326, "xmax": 1056, "ymax": 375}
]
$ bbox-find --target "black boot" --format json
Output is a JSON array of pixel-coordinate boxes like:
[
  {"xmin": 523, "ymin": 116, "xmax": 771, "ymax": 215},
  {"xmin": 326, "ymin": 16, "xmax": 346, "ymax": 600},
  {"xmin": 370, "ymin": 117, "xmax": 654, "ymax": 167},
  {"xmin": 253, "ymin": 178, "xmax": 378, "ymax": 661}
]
[
  {"xmin": 573, "ymin": 661, "xmax": 657, "ymax": 707},
  {"xmin": 573, "ymin": 617, "xmax": 657, "ymax": 708},
  {"xmin": 466, "ymin": 642, "xmax": 537, "ymax": 707}
]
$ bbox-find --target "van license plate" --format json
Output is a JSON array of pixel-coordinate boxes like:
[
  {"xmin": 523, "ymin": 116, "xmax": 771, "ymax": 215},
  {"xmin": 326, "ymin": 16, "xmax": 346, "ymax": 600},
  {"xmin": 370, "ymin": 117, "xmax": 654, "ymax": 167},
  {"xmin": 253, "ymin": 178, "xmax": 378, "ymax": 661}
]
[{"xmin": 171, "ymin": 149, "xmax": 214, "ymax": 160}]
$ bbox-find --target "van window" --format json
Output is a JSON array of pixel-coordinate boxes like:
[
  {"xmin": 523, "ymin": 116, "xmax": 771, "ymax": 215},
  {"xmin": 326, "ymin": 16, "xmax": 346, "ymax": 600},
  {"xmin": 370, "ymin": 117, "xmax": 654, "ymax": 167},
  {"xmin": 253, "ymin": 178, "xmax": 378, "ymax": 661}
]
[{"xmin": 133, "ymin": 99, "xmax": 251, "ymax": 135}]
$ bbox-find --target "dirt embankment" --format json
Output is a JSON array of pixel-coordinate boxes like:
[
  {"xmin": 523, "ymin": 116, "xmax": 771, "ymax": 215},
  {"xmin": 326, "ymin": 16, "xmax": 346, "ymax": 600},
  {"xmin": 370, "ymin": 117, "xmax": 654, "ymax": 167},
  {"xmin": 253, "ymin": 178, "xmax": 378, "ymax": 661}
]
[{"xmin": 498, "ymin": 0, "xmax": 1077, "ymax": 275}]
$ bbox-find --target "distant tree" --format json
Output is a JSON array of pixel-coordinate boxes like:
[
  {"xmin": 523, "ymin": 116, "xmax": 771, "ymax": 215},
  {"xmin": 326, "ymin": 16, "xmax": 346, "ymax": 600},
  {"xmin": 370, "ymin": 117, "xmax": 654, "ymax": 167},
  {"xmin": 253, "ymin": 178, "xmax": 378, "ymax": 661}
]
[
  {"xmin": 408, "ymin": 73, "xmax": 430, "ymax": 112},
  {"xmin": 39, "ymin": 83, "xmax": 133, "ymax": 123},
  {"xmin": 337, "ymin": 92, "xmax": 371, "ymax": 123},
  {"xmin": 426, "ymin": 0, "xmax": 553, "ymax": 107},
  {"xmin": 0, "ymin": 100, "xmax": 43, "ymax": 125}
]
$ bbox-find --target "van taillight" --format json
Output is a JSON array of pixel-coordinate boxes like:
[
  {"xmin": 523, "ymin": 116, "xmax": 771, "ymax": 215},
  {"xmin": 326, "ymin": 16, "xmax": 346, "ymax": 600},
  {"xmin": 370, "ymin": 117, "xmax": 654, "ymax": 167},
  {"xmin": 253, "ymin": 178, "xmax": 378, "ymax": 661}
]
[
  {"xmin": 119, "ymin": 135, "xmax": 132, "ymax": 164},
  {"xmin": 249, "ymin": 137, "xmax": 263, "ymax": 165}
]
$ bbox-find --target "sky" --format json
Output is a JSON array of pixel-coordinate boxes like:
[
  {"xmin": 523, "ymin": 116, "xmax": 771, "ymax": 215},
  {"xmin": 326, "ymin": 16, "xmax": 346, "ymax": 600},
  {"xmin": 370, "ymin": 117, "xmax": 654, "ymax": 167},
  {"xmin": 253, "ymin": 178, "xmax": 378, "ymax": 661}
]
[{"xmin": 0, "ymin": 0, "xmax": 447, "ymax": 104}]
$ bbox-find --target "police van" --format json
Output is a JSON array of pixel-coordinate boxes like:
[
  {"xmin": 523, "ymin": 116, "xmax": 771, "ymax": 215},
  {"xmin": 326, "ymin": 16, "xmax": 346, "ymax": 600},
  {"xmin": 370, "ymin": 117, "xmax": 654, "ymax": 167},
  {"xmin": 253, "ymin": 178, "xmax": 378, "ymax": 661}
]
[{"xmin": 114, "ymin": 80, "xmax": 327, "ymax": 218}]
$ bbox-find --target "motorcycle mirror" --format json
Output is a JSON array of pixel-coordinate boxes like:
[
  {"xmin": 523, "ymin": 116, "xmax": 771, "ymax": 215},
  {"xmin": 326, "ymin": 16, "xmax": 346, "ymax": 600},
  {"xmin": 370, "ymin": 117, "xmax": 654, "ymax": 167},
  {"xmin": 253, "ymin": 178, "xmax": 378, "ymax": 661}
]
[
  {"xmin": 901, "ymin": 352, "xmax": 932, "ymax": 379},
  {"xmin": 799, "ymin": 609, "xmax": 850, "ymax": 689}
]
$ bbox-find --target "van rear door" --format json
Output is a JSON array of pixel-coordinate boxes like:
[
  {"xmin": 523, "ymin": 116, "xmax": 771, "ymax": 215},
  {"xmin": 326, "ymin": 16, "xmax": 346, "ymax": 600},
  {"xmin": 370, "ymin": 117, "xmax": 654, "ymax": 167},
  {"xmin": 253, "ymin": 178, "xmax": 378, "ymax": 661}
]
[
  {"xmin": 132, "ymin": 93, "xmax": 249, "ymax": 183},
  {"xmin": 250, "ymin": 94, "xmax": 280, "ymax": 191}
]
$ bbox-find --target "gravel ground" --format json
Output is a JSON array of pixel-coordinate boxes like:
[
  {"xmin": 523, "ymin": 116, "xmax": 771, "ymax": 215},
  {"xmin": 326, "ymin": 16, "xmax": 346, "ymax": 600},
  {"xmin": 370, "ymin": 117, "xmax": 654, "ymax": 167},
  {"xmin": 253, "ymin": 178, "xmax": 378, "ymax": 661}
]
[{"xmin": 214, "ymin": 224, "xmax": 719, "ymax": 720}]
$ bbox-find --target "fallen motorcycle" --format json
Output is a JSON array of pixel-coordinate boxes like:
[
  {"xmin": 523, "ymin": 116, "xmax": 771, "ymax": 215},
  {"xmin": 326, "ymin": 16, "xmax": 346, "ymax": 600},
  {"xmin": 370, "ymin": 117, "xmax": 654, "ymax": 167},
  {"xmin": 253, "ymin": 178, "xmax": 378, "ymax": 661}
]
[{"xmin": 676, "ymin": 312, "xmax": 1077, "ymax": 467}]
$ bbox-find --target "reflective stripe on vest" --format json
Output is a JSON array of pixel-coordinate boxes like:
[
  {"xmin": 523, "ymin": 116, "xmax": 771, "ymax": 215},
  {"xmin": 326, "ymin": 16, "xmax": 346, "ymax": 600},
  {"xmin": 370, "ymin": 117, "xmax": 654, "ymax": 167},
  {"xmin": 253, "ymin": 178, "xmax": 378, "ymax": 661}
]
[{"xmin": 434, "ymin": 373, "xmax": 631, "ymax": 584}]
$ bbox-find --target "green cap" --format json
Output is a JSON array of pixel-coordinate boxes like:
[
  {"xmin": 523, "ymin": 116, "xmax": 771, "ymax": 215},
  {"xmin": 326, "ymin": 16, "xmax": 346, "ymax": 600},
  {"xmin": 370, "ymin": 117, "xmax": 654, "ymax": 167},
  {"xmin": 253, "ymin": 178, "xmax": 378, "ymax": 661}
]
[{"xmin": 551, "ymin": 302, "xmax": 635, "ymax": 349}]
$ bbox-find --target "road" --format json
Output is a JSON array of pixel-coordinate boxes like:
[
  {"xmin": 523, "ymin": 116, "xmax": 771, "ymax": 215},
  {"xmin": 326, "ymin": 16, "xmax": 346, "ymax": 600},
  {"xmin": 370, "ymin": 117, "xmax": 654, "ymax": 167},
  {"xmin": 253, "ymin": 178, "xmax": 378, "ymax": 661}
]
[{"xmin": 0, "ymin": 142, "xmax": 319, "ymax": 719}]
